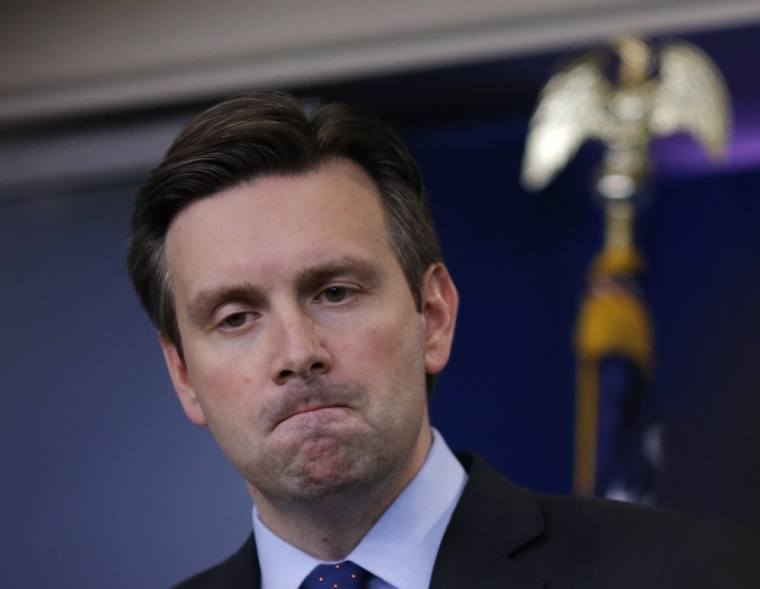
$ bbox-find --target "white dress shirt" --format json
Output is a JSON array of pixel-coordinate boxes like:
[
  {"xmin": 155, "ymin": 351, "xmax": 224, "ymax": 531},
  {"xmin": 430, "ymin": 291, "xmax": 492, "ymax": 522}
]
[{"xmin": 252, "ymin": 428, "xmax": 468, "ymax": 589}]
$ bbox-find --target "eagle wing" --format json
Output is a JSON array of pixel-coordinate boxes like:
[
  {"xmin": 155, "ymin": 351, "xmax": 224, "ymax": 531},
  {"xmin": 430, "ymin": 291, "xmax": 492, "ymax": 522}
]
[
  {"xmin": 650, "ymin": 42, "xmax": 731, "ymax": 159},
  {"xmin": 521, "ymin": 59, "xmax": 613, "ymax": 191}
]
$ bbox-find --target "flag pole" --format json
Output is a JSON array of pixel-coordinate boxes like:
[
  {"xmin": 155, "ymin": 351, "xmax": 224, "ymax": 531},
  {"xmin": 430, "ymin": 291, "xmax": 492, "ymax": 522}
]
[{"xmin": 521, "ymin": 35, "xmax": 730, "ymax": 499}]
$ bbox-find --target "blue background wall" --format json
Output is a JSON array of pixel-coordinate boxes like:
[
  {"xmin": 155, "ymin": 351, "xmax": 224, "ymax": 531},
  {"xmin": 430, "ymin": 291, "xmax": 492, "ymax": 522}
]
[{"xmin": 3, "ymin": 27, "xmax": 760, "ymax": 589}]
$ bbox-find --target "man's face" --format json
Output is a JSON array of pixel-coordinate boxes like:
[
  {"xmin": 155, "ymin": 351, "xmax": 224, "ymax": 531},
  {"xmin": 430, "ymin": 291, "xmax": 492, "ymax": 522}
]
[{"xmin": 160, "ymin": 159, "xmax": 457, "ymax": 505}]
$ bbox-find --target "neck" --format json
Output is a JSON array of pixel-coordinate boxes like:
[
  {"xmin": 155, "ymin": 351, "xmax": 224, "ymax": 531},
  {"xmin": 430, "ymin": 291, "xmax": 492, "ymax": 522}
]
[{"xmin": 250, "ymin": 423, "xmax": 433, "ymax": 561}]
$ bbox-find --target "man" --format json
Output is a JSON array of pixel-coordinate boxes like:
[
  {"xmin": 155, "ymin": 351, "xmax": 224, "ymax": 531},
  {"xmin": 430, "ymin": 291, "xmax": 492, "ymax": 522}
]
[{"xmin": 128, "ymin": 91, "xmax": 759, "ymax": 589}]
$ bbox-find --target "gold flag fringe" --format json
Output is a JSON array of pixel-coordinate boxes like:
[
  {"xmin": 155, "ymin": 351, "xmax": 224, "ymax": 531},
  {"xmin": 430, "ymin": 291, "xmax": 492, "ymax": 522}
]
[{"xmin": 573, "ymin": 247, "xmax": 653, "ymax": 497}]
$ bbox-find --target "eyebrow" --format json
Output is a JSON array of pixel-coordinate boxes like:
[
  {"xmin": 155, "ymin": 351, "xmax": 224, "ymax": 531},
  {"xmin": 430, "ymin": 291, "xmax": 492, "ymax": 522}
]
[
  {"xmin": 185, "ymin": 256, "xmax": 383, "ymax": 327},
  {"xmin": 294, "ymin": 256, "xmax": 383, "ymax": 288},
  {"xmin": 186, "ymin": 282, "xmax": 261, "ymax": 327}
]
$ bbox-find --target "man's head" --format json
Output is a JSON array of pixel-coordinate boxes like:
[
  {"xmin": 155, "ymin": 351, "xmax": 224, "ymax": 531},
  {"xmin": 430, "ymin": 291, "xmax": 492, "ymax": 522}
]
[
  {"xmin": 129, "ymin": 92, "xmax": 442, "ymax": 389},
  {"xmin": 128, "ymin": 91, "xmax": 458, "ymax": 509}
]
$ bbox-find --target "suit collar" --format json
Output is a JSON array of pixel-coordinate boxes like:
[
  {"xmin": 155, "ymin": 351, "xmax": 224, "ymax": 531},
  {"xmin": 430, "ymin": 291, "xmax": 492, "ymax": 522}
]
[
  {"xmin": 208, "ymin": 453, "xmax": 545, "ymax": 589},
  {"xmin": 429, "ymin": 453, "xmax": 546, "ymax": 589}
]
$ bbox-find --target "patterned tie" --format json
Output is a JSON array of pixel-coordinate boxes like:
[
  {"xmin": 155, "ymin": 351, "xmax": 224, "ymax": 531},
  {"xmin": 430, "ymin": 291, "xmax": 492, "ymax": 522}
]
[{"xmin": 299, "ymin": 561, "xmax": 371, "ymax": 589}]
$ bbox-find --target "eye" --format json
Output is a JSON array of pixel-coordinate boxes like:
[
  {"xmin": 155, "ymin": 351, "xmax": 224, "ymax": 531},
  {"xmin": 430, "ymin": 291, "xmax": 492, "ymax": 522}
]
[
  {"xmin": 222, "ymin": 312, "xmax": 250, "ymax": 328},
  {"xmin": 323, "ymin": 286, "xmax": 348, "ymax": 303}
]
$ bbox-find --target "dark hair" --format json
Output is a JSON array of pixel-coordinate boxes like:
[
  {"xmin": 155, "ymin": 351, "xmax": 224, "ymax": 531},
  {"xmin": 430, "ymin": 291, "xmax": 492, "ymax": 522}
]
[{"xmin": 128, "ymin": 91, "xmax": 442, "ymax": 393}]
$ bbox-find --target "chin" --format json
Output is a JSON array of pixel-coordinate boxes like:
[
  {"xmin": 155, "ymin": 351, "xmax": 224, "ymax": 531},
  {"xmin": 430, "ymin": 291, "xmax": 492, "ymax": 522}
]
[{"xmin": 264, "ymin": 431, "xmax": 395, "ymax": 502}]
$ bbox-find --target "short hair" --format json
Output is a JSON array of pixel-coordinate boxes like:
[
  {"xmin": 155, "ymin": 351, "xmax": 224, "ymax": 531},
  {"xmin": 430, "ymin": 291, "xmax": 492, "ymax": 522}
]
[{"xmin": 128, "ymin": 91, "xmax": 442, "ymax": 393}]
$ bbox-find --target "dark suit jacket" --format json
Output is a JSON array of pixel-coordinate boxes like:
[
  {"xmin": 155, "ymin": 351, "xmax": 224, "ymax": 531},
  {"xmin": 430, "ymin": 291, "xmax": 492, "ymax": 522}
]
[{"xmin": 173, "ymin": 453, "xmax": 760, "ymax": 588}]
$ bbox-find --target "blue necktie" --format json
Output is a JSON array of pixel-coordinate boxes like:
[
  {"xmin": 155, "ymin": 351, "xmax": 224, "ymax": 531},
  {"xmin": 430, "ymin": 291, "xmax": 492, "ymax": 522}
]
[{"xmin": 299, "ymin": 561, "xmax": 371, "ymax": 589}]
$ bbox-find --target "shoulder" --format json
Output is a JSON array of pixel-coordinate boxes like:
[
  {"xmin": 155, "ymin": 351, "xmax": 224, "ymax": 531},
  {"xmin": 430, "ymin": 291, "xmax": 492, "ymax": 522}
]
[
  {"xmin": 453, "ymin": 452, "xmax": 760, "ymax": 588},
  {"xmin": 170, "ymin": 534, "xmax": 259, "ymax": 589},
  {"xmin": 535, "ymin": 489, "xmax": 706, "ymax": 546},
  {"xmin": 533, "ymin": 493, "xmax": 760, "ymax": 588}
]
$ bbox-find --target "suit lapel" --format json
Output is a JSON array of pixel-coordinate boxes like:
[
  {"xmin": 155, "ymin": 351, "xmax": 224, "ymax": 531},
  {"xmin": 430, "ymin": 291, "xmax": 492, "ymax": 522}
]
[
  {"xmin": 196, "ymin": 532, "xmax": 261, "ymax": 589},
  {"xmin": 429, "ymin": 453, "xmax": 546, "ymax": 589},
  {"xmin": 233, "ymin": 533, "xmax": 261, "ymax": 589}
]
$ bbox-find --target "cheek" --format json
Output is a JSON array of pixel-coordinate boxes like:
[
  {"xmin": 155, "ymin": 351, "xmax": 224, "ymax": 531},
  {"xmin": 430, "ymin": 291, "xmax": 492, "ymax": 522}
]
[
  {"xmin": 331, "ymin": 312, "xmax": 426, "ymax": 393},
  {"xmin": 186, "ymin": 346, "xmax": 264, "ymax": 415}
]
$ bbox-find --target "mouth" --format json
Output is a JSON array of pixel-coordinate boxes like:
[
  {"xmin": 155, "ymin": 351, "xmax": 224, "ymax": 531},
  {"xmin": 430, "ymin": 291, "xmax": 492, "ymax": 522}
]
[
  {"xmin": 263, "ymin": 379, "xmax": 364, "ymax": 432},
  {"xmin": 278, "ymin": 404, "xmax": 349, "ymax": 426}
]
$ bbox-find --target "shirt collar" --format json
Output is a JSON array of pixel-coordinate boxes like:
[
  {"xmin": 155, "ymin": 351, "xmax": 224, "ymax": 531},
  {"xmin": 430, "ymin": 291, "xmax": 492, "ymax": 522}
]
[{"xmin": 253, "ymin": 428, "xmax": 467, "ymax": 589}]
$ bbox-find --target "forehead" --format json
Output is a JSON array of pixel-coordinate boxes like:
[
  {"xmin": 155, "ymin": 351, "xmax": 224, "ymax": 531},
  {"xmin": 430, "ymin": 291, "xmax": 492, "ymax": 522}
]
[{"xmin": 164, "ymin": 158, "xmax": 395, "ymax": 288}]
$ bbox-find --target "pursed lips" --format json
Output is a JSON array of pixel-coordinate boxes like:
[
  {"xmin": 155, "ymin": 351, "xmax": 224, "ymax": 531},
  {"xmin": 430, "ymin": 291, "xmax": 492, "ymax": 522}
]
[
  {"xmin": 277, "ymin": 404, "xmax": 349, "ymax": 426},
  {"xmin": 261, "ymin": 379, "xmax": 365, "ymax": 430}
]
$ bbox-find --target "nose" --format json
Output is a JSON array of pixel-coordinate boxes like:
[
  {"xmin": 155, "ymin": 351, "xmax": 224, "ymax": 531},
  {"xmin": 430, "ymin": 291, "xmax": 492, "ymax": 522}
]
[{"xmin": 269, "ymin": 307, "xmax": 332, "ymax": 384}]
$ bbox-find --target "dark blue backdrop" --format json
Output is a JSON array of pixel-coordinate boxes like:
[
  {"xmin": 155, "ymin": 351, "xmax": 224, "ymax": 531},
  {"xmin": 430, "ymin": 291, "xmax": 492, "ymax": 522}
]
[
  {"xmin": 2, "ymin": 111, "xmax": 760, "ymax": 588},
  {"xmin": 408, "ymin": 117, "xmax": 760, "ymax": 532}
]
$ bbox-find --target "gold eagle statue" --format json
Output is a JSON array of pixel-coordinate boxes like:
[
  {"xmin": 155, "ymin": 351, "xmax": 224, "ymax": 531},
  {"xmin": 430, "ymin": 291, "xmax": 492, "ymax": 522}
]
[{"xmin": 521, "ymin": 36, "xmax": 731, "ymax": 197}]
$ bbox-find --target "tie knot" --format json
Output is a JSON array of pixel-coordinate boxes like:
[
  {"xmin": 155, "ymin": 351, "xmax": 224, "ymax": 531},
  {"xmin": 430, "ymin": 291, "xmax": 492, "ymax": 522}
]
[{"xmin": 299, "ymin": 560, "xmax": 370, "ymax": 589}]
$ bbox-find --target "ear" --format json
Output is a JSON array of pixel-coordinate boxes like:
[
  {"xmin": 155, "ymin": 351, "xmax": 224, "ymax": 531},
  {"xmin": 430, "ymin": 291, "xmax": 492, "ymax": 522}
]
[
  {"xmin": 421, "ymin": 263, "xmax": 459, "ymax": 376},
  {"xmin": 158, "ymin": 333, "xmax": 208, "ymax": 427}
]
